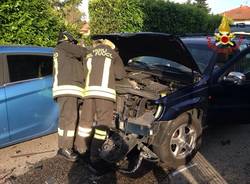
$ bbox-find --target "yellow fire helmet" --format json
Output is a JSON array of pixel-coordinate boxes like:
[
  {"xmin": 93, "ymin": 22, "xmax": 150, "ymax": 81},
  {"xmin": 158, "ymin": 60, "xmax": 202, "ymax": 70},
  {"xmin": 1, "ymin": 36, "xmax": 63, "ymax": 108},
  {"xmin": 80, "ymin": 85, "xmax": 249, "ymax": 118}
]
[
  {"xmin": 94, "ymin": 39, "xmax": 116, "ymax": 50},
  {"xmin": 215, "ymin": 15, "xmax": 235, "ymax": 46},
  {"xmin": 102, "ymin": 39, "xmax": 116, "ymax": 49}
]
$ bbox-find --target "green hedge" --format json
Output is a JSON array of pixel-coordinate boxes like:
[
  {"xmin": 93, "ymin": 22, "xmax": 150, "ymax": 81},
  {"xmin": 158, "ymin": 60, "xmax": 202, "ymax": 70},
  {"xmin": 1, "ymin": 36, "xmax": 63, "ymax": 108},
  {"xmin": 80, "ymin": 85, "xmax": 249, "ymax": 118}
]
[
  {"xmin": 0, "ymin": 0, "xmax": 221, "ymax": 46},
  {"xmin": 89, "ymin": 0, "xmax": 144, "ymax": 34},
  {"xmin": 0, "ymin": 0, "xmax": 64, "ymax": 46},
  {"xmin": 89, "ymin": 0, "xmax": 221, "ymax": 35}
]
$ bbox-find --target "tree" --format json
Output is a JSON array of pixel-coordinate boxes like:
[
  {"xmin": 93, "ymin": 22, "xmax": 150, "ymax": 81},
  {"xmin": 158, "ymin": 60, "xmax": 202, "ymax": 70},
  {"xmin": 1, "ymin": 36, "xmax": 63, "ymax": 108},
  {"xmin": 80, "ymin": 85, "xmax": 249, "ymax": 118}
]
[
  {"xmin": 52, "ymin": 0, "xmax": 84, "ymax": 35},
  {"xmin": 194, "ymin": 0, "xmax": 211, "ymax": 13},
  {"xmin": 0, "ymin": 0, "xmax": 64, "ymax": 46}
]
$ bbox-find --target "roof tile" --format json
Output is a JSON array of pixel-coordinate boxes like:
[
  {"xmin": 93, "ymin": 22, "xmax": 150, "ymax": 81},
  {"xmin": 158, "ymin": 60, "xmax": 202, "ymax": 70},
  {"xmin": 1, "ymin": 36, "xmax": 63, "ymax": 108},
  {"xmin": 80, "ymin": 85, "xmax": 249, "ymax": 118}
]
[{"xmin": 223, "ymin": 6, "xmax": 250, "ymax": 20}]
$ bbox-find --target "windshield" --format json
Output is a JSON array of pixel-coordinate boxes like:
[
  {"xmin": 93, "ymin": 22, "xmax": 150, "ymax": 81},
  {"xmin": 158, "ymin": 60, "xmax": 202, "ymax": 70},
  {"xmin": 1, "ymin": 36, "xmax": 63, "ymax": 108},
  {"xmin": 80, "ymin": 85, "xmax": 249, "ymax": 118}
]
[
  {"xmin": 185, "ymin": 44, "xmax": 214, "ymax": 73},
  {"xmin": 127, "ymin": 56, "xmax": 192, "ymax": 74}
]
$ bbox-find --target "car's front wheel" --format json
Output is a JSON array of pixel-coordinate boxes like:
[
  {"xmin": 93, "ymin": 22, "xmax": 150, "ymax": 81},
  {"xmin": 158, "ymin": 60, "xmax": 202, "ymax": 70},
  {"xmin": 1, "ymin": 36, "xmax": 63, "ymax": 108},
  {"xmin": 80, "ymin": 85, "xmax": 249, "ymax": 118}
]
[{"xmin": 153, "ymin": 112, "xmax": 202, "ymax": 169}]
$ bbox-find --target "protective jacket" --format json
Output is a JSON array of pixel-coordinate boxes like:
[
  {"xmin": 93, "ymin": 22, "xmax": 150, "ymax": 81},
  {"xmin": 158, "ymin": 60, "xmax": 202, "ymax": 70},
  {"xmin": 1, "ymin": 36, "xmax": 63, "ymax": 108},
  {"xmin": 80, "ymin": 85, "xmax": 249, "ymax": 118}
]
[
  {"xmin": 83, "ymin": 44, "xmax": 126, "ymax": 101},
  {"xmin": 53, "ymin": 41, "xmax": 87, "ymax": 98}
]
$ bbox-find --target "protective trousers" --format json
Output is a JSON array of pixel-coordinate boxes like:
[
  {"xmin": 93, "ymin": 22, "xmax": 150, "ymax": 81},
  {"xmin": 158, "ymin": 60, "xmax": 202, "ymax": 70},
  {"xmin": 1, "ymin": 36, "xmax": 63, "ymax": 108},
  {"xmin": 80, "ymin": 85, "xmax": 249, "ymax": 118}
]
[
  {"xmin": 57, "ymin": 97, "xmax": 80, "ymax": 149},
  {"xmin": 74, "ymin": 98, "xmax": 114, "ymax": 154}
]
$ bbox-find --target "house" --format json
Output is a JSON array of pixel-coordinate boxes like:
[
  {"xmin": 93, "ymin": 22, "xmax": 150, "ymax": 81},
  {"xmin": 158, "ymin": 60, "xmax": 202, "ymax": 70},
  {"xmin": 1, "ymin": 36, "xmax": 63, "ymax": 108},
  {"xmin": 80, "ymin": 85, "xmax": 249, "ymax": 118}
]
[{"xmin": 222, "ymin": 5, "xmax": 250, "ymax": 24}]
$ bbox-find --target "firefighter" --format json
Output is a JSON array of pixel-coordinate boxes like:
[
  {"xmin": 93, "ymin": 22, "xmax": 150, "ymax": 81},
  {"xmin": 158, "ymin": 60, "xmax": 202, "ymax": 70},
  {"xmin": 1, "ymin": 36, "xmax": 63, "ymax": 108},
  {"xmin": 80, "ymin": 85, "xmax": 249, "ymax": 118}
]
[
  {"xmin": 74, "ymin": 39, "xmax": 126, "ymax": 164},
  {"xmin": 53, "ymin": 31, "xmax": 87, "ymax": 162}
]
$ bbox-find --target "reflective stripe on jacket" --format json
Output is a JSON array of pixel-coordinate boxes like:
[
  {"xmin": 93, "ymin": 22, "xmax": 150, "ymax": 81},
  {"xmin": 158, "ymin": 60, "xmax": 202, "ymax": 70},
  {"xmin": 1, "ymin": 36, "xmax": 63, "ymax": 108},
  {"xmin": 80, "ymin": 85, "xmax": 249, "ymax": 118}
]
[
  {"xmin": 83, "ymin": 45, "xmax": 126, "ymax": 101},
  {"xmin": 52, "ymin": 41, "xmax": 87, "ymax": 98},
  {"xmin": 53, "ymin": 85, "xmax": 84, "ymax": 98}
]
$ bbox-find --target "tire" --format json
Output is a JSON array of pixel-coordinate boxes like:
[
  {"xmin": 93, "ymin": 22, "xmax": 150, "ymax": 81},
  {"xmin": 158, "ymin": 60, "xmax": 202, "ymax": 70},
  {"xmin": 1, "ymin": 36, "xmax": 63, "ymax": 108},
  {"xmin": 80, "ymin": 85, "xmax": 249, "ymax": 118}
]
[{"xmin": 153, "ymin": 112, "xmax": 202, "ymax": 169}]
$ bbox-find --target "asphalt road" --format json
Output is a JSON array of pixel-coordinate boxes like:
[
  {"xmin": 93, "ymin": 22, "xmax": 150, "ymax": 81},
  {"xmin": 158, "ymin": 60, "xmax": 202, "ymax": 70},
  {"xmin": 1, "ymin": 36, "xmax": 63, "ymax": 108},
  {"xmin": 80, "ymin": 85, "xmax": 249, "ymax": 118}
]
[{"xmin": 1, "ymin": 123, "xmax": 250, "ymax": 184}]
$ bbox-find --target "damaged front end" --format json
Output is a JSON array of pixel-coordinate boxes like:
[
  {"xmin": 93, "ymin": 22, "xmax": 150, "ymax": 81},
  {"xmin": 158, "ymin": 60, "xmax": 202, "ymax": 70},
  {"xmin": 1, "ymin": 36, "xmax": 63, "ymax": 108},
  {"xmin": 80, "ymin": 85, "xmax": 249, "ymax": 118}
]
[
  {"xmin": 99, "ymin": 123, "xmax": 159, "ymax": 174},
  {"xmin": 92, "ymin": 32, "xmax": 202, "ymax": 173},
  {"xmin": 99, "ymin": 72, "xmax": 174, "ymax": 173}
]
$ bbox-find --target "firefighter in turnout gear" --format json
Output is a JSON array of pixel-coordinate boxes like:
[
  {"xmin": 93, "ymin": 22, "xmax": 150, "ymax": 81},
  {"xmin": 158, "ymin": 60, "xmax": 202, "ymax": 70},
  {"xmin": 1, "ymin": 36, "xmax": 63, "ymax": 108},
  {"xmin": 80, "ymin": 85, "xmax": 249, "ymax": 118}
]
[
  {"xmin": 53, "ymin": 31, "xmax": 87, "ymax": 162},
  {"xmin": 74, "ymin": 39, "xmax": 126, "ymax": 165}
]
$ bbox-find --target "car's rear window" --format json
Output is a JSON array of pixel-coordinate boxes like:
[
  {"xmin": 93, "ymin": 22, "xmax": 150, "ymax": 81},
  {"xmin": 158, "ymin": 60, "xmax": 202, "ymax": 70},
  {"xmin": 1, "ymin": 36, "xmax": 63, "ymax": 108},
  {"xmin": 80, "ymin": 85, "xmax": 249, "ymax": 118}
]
[{"xmin": 7, "ymin": 55, "xmax": 52, "ymax": 83}]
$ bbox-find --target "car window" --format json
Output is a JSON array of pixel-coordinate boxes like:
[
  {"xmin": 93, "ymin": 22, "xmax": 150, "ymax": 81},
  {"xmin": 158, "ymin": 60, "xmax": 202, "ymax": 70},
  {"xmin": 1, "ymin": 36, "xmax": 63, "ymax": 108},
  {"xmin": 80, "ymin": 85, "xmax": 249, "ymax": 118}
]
[
  {"xmin": 223, "ymin": 51, "xmax": 250, "ymax": 81},
  {"xmin": 185, "ymin": 44, "xmax": 214, "ymax": 73},
  {"xmin": 7, "ymin": 55, "xmax": 52, "ymax": 83},
  {"xmin": 214, "ymin": 38, "xmax": 250, "ymax": 69},
  {"xmin": 128, "ymin": 56, "xmax": 192, "ymax": 73},
  {"xmin": 215, "ymin": 52, "xmax": 235, "ymax": 67}
]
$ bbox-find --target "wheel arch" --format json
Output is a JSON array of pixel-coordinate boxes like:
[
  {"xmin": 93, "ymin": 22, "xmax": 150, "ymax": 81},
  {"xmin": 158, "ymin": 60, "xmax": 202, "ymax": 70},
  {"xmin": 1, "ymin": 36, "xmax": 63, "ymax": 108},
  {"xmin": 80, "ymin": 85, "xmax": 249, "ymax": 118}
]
[
  {"xmin": 151, "ymin": 109, "xmax": 203, "ymax": 169},
  {"xmin": 152, "ymin": 108, "xmax": 204, "ymax": 146},
  {"xmin": 159, "ymin": 96, "xmax": 207, "ymax": 124}
]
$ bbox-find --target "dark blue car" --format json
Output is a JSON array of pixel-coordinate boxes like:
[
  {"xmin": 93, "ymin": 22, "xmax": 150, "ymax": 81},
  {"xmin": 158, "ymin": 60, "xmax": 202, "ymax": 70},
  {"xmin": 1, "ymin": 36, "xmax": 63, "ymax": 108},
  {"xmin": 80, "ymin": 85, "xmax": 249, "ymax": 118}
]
[
  {"xmin": 93, "ymin": 32, "xmax": 250, "ymax": 170},
  {"xmin": 0, "ymin": 46, "xmax": 58, "ymax": 148}
]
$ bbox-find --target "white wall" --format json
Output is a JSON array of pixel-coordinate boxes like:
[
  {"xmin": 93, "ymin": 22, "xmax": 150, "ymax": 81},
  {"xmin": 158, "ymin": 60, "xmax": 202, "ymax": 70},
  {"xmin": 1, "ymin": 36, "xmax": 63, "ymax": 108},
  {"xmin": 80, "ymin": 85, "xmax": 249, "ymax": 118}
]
[{"xmin": 233, "ymin": 20, "xmax": 250, "ymax": 24}]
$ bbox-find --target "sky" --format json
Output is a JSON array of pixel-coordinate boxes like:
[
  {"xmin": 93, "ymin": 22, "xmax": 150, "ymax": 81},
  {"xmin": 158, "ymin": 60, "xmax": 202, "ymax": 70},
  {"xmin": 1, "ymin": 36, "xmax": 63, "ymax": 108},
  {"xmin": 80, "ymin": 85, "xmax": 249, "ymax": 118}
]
[
  {"xmin": 79, "ymin": 0, "xmax": 250, "ymax": 20},
  {"xmin": 80, "ymin": 0, "xmax": 89, "ymax": 21}
]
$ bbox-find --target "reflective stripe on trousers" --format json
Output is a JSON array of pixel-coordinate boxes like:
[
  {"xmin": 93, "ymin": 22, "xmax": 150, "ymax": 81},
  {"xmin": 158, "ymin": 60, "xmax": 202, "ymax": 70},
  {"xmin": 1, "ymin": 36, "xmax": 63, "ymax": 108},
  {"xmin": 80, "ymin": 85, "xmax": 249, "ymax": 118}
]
[
  {"xmin": 57, "ymin": 97, "xmax": 78, "ymax": 149},
  {"xmin": 58, "ymin": 128, "xmax": 75, "ymax": 137},
  {"xmin": 93, "ymin": 129, "xmax": 107, "ymax": 140},
  {"xmin": 77, "ymin": 126, "xmax": 92, "ymax": 138}
]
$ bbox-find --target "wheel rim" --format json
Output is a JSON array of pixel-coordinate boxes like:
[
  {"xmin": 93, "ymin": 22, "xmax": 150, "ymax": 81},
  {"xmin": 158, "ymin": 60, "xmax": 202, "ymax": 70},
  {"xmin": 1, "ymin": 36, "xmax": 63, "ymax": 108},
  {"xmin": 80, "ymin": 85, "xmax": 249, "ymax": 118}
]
[{"xmin": 169, "ymin": 123, "xmax": 197, "ymax": 160}]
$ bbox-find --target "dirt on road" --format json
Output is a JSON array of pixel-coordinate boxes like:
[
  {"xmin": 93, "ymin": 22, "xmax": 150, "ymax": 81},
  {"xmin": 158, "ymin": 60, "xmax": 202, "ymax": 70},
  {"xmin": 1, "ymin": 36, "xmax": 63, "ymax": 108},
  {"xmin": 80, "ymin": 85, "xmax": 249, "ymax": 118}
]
[{"xmin": 1, "ymin": 124, "xmax": 250, "ymax": 184}]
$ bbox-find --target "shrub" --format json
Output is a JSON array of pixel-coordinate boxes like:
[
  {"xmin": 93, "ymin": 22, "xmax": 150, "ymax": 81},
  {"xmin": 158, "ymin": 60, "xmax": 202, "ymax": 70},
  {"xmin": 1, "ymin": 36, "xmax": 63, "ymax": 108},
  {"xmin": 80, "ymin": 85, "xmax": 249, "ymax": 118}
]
[
  {"xmin": 89, "ymin": 0, "xmax": 144, "ymax": 34},
  {"xmin": 89, "ymin": 0, "xmax": 221, "ymax": 35},
  {"xmin": 0, "ymin": 0, "xmax": 64, "ymax": 46}
]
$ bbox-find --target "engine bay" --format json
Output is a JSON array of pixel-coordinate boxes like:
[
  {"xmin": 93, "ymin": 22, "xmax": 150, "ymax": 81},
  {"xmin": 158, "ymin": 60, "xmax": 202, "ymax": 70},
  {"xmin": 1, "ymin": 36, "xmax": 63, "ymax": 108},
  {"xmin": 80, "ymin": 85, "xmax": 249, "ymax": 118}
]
[
  {"xmin": 115, "ymin": 67, "xmax": 194, "ymax": 128},
  {"xmin": 105, "ymin": 68, "xmax": 195, "ymax": 169}
]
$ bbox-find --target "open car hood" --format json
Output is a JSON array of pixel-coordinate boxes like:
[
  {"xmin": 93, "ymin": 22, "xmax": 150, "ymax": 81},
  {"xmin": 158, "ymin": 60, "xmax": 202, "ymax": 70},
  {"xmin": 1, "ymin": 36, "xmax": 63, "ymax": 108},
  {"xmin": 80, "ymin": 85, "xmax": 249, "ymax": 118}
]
[{"xmin": 92, "ymin": 32, "xmax": 200, "ymax": 73}]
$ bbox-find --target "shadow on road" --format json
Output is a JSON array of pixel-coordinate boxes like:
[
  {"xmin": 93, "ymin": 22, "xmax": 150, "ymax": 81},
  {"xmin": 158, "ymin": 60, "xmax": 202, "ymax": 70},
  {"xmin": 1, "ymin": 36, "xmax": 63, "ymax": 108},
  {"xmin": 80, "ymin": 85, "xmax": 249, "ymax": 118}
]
[
  {"xmin": 67, "ymin": 158, "xmax": 117, "ymax": 184},
  {"xmin": 11, "ymin": 123, "xmax": 250, "ymax": 184},
  {"xmin": 68, "ymin": 158, "xmax": 171, "ymax": 184}
]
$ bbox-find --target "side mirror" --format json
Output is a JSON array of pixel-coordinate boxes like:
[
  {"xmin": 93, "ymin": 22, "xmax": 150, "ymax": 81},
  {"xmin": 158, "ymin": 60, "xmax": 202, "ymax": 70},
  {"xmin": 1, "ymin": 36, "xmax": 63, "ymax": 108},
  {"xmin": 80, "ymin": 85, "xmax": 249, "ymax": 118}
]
[{"xmin": 223, "ymin": 72, "xmax": 246, "ymax": 85}]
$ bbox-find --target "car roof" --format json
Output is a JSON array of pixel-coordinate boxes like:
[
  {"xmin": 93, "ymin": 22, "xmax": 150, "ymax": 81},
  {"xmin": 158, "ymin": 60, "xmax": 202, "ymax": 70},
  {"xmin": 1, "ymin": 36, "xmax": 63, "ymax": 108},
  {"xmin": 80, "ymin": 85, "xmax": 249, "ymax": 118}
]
[
  {"xmin": 213, "ymin": 24, "xmax": 250, "ymax": 36},
  {"xmin": 0, "ymin": 45, "xmax": 54, "ymax": 54},
  {"xmin": 231, "ymin": 24, "xmax": 250, "ymax": 35},
  {"xmin": 181, "ymin": 34, "xmax": 250, "ymax": 45}
]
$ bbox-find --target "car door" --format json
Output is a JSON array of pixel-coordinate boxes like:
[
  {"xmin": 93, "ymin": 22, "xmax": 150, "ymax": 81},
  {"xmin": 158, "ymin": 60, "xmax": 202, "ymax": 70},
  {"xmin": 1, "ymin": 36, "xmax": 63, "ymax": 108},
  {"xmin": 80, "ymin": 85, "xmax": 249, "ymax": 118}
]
[
  {"xmin": 0, "ymin": 54, "xmax": 9, "ymax": 146},
  {"xmin": 4, "ymin": 53, "xmax": 58, "ymax": 143},
  {"xmin": 208, "ymin": 48, "xmax": 250, "ymax": 123}
]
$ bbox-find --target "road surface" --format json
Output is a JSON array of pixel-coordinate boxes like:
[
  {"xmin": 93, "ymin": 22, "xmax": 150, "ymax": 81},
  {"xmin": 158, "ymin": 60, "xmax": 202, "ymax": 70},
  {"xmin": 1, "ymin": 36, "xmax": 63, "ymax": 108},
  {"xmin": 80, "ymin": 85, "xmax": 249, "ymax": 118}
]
[{"xmin": 1, "ymin": 123, "xmax": 250, "ymax": 184}]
